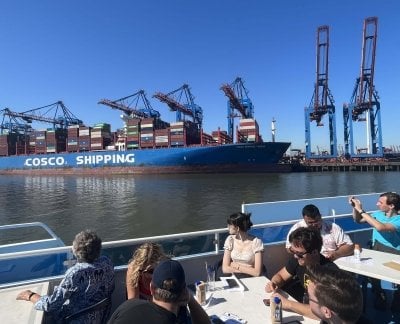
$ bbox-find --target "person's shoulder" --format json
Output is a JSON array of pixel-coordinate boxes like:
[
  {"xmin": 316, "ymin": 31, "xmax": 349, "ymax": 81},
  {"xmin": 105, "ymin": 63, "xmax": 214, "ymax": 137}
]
[
  {"xmin": 292, "ymin": 220, "xmax": 306, "ymax": 229},
  {"xmin": 356, "ymin": 313, "xmax": 374, "ymax": 324},
  {"xmin": 108, "ymin": 299, "xmax": 151, "ymax": 323},
  {"xmin": 96, "ymin": 255, "xmax": 114, "ymax": 267},
  {"xmin": 324, "ymin": 221, "xmax": 344, "ymax": 231},
  {"xmin": 224, "ymin": 234, "xmax": 236, "ymax": 242}
]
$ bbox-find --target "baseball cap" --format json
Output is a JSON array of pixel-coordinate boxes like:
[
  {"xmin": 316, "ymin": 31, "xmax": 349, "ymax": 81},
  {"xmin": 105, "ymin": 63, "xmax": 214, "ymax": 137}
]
[{"xmin": 152, "ymin": 259, "xmax": 186, "ymax": 294}]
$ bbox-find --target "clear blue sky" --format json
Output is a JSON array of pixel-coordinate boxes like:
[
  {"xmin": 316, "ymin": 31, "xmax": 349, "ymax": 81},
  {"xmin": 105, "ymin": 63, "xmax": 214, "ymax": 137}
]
[{"xmin": 1, "ymin": 1, "xmax": 399, "ymax": 152}]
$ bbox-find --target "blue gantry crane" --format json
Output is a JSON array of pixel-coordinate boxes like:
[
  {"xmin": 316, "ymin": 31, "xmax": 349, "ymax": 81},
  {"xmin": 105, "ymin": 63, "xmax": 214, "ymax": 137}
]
[
  {"xmin": 98, "ymin": 89, "xmax": 161, "ymax": 119},
  {"xmin": 220, "ymin": 77, "xmax": 254, "ymax": 140},
  {"xmin": 304, "ymin": 25, "xmax": 337, "ymax": 159},
  {"xmin": 343, "ymin": 17, "xmax": 382, "ymax": 158},
  {"xmin": 1, "ymin": 101, "xmax": 82, "ymax": 131},
  {"xmin": 153, "ymin": 84, "xmax": 203, "ymax": 130},
  {"xmin": 0, "ymin": 109, "xmax": 32, "ymax": 135}
]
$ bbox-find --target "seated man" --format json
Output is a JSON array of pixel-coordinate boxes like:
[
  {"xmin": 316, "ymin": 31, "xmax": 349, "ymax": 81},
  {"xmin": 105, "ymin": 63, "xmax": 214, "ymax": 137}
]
[
  {"xmin": 265, "ymin": 227, "xmax": 338, "ymax": 320},
  {"xmin": 17, "ymin": 230, "xmax": 115, "ymax": 323},
  {"xmin": 286, "ymin": 204, "xmax": 354, "ymax": 261},
  {"xmin": 108, "ymin": 259, "xmax": 211, "ymax": 324},
  {"xmin": 307, "ymin": 264, "xmax": 371, "ymax": 324}
]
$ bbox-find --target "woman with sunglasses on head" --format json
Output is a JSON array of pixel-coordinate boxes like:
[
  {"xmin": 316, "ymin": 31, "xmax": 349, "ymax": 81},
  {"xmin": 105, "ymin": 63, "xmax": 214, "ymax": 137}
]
[
  {"xmin": 222, "ymin": 212, "xmax": 264, "ymax": 278},
  {"xmin": 265, "ymin": 227, "xmax": 339, "ymax": 320},
  {"xmin": 126, "ymin": 242, "xmax": 167, "ymax": 300}
]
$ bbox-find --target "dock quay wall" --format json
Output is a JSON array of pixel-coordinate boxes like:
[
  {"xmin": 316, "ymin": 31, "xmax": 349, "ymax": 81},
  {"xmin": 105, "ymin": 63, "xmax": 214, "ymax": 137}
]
[{"xmin": 301, "ymin": 161, "xmax": 400, "ymax": 172}]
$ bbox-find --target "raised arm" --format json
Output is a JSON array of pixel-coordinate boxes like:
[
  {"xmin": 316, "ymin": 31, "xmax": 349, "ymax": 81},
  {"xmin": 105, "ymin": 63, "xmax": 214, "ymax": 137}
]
[{"xmin": 349, "ymin": 196, "xmax": 366, "ymax": 223}]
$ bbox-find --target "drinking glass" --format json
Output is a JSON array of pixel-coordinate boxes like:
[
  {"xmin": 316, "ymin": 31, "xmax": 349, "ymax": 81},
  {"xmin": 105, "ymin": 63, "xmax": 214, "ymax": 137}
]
[{"xmin": 206, "ymin": 263, "xmax": 216, "ymax": 291}]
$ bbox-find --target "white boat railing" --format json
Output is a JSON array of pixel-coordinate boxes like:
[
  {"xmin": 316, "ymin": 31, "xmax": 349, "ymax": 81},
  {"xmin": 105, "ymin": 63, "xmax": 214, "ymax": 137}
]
[
  {"xmin": 1, "ymin": 193, "xmax": 378, "ymax": 288},
  {"xmin": 0, "ymin": 210, "xmax": 369, "ymax": 262}
]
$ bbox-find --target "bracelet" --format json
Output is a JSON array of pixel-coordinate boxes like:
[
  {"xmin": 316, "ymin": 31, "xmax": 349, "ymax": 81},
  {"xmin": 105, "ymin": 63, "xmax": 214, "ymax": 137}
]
[
  {"xmin": 28, "ymin": 292, "xmax": 35, "ymax": 301},
  {"xmin": 359, "ymin": 210, "xmax": 366, "ymax": 214}
]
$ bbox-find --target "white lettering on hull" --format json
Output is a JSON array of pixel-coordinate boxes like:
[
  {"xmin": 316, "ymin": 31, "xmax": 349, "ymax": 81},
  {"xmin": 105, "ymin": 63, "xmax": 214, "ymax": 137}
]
[{"xmin": 24, "ymin": 153, "xmax": 135, "ymax": 167}]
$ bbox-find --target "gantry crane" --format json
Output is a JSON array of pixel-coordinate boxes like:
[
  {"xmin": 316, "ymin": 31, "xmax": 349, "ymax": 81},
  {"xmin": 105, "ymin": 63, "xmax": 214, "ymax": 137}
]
[
  {"xmin": 98, "ymin": 90, "xmax": 160, "ymax": 119},
  {"xmin": 343, "ymin": 17, "xmax": 382, "ymax": 158},
  {"xmin": 220, "ymin": 77, "xmax": 254, "ymax": 140},
  {"xmin": 1, "ymin": 101, "xmax": 82, "ymax": 130},
  {"xmin": 153, "ymin": 84, "xmax": 203, "ymax": 129},
  {"xmin": 305, "ymin": 25, "xmax": 337, "ymax": 159},
  {"xmin": 0, "ymin": 109, "xmax": 32, "ymax": 135}
]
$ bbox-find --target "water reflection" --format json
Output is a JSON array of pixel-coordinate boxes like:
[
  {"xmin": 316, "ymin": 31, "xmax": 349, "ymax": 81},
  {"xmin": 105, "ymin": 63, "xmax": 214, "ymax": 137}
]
[{"xmin": 0, "ymin": 173, "xmax": 397, "ymax": 243}]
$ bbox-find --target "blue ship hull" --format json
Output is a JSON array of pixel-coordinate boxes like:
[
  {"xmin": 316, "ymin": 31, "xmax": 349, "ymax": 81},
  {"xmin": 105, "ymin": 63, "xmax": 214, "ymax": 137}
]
[{"xmin": 0, "ymin": 142, "xmax": 290, "ymax": 174}]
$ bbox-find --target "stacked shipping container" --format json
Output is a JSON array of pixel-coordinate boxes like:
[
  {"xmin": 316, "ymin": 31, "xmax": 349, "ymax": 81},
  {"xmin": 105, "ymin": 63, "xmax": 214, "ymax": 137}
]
[
  {"xmin": 0, "ymin": 116, "xmax": 256, "ymax": 156},
  {"xmin": 0, "ymin": 134, "xmax": 16, "ymax": 156},
  {"xmin": 90, "ymin": 123, "xmax": 111, "ymax": 151},
  {"xmin": 237, "ymin": 118, "xmax": 261, "ymax": 143}
]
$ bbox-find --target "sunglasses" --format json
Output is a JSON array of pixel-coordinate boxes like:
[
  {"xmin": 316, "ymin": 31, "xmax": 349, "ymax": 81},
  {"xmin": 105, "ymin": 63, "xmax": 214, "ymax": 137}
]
[{"xmin": 289, "ymin": 247, "xmax": 310, "ymax": 258}]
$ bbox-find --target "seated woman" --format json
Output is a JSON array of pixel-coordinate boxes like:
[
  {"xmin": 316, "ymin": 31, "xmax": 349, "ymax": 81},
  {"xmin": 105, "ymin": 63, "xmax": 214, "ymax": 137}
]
[
  {"xmin": 222, "ymin": 212, "xmax": 264, "ymax": 278},
  {"xmin": 17, "ymin": 230, "xmax": 115, "ymax": 323},
  {"xmin": 126, "ymin": 242, "xmax": 167, "ymax": 300}
]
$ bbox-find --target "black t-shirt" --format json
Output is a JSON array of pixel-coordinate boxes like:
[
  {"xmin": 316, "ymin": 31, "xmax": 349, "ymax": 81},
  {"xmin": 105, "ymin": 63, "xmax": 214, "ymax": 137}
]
[
  {"xmin": 285, "ymin": 254, "xmax": 338, "ymax": 289},
  {"xmin": 108, "ymin": 298, "xmax": 178, "ymax": 324}
]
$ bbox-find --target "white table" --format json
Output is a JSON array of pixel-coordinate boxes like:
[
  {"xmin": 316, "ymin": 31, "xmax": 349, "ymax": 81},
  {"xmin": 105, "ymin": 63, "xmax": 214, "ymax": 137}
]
[
  {"xmin": 0, "ymin": 282, "xmax": 49, "ymax": 324},
  {"xmin": 204, "ymin": 276, "xmax": 319, "ymax": 324},
  {"xmin": 334, "ymin": 248, "xmax": 400, "ymax": 285}
]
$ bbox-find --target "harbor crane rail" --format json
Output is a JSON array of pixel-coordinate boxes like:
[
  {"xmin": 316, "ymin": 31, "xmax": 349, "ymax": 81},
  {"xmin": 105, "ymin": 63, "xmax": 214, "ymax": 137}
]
[
  {"xmin": 220, "ymin": 77, "xmax": 254, "ymax": 140},
  {"xmin": 305, "ymin": 25, "xmax": 338, "ymax": 159},
  {"xmin": 98, "ymin": 90, "xmax": 160, "ymax": 119},
  {"xmin": 343, "ymin": 16, "xmax": 382, "ymax": 158},
  {"xmin": 153, "ymin": 84, "xmax": 203, "ymax": 129}
]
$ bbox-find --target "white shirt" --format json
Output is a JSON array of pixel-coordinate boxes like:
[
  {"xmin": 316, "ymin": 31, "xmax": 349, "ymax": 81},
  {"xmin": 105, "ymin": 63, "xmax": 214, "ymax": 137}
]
[{"xmin": 285, "ymin": 220, "xmax": 353, "ymax": 257}]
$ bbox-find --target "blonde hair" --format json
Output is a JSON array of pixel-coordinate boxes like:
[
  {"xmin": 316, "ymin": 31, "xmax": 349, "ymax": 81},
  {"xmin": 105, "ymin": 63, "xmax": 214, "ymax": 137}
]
[{"xmin": 127, "ymin": 242, "xmax": 167, "ymax": 288}]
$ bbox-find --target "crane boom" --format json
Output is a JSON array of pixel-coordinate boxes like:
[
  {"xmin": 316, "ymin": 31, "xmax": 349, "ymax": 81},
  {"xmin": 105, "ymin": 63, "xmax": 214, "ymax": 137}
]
[
  {"xmin": 309, "ymin": 25, "xmax": 335, "ymax": 125},
  {"xmin": 220, "ymin": 77, "xmax": 254, "ymax": 139},
  {"xmin": 2, "ymin": 101, "xmax": 82, "ymax": 128},
  {"xmin": 153, "ymin": 84, "xmax": 203, "ymax": 128},
  {"xmin": 304, "ymin": 25, "xmax": 337, "ymax": 159},
  {"xmin": 98, "ymin": 90, "xmax": 160, "ymax": 119},
  {"xmin": 343, "ymin": 16, "xmax": 382, "ymax": 157}
]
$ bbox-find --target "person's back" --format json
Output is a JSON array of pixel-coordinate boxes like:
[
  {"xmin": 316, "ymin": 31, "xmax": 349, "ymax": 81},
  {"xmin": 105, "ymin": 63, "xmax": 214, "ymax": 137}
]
[
  {"xmin": 57, "ymin": 255, "xmax": 115, "ymax": 322},
  {"xmin": 108, "ymin": 259, "xmax": 211, "ymax": 324},
  {"xmin": 18, "ymin": 230, "xmax": 115, "ymax": 324}
]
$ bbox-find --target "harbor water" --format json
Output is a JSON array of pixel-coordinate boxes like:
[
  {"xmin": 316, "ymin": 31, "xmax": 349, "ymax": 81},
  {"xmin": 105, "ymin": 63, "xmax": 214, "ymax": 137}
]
[{"xmin": 0, "ymin": 172, "xmax": 398, "ymax": 244}]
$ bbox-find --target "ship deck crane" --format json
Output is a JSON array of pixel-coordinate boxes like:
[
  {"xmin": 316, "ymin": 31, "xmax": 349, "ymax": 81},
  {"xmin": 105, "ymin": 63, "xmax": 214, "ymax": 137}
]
[
  {"xmin": 305, "ymin": 25, "xmax": 338, "ymax": 159},
  {"xmin": 343, "ymin": 17, "xmax": 382, "ymax": 158},
  {"xmin": 153, "ymin": 84, "xmax": 203, "ymax": 129},
  {"xmin": 1, "ymin": 101, "xmax": 82, "ymax": 130},
  {"xmin": 220, "ymin": 77, "xmax": 254, "ymax": 140},
  {"xmin": 98, "ymin": 90, "xmax": 160, "ymax": 119}
]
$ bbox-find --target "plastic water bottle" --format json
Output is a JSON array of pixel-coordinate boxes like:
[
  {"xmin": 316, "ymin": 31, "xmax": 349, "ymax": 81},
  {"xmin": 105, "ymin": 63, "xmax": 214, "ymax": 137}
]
[
  {"xmin": 354, "ymin": 244, "xmax": 361, "ymax": 262},
  {"xmin": 270, "ymin": 296, "xmax": 282, "ymax": 323}
]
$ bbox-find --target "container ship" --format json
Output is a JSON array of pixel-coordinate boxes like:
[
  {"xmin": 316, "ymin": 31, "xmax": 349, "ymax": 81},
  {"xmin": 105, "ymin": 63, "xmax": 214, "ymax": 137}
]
[
  {"xmin": 0, "ymin": 84, "xmax": 290, "ymax": 174},
  {"xmin": 0, "ymin": 119, "xmax": 290, "ymax": 174}
]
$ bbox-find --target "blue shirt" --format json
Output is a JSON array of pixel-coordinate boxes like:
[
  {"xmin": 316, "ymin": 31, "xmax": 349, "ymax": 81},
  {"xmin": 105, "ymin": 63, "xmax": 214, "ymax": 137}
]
[
  {"xmin": 372, "ymin": 211, "xmax": 400, "ymax": 250},
  {"xmin": 35, "ymin": 255, "xmax": 115, "ymax": 323}
]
